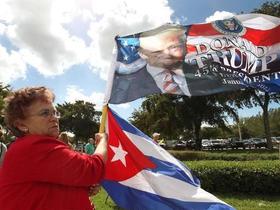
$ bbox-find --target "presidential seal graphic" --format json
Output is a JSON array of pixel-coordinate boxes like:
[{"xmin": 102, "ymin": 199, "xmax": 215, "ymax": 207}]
[{"xmin": 212, "ymin": 17, "xmax": 246, "ymax": 36}]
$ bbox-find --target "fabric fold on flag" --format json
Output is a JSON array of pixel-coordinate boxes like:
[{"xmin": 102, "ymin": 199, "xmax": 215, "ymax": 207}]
[
  {"xmin": 105, "ymin": 13, "xmax": 280, "ymax": 104},
  {"xmin": 102, "ymin": 107, "xmax": 235, "ymax": 210}
]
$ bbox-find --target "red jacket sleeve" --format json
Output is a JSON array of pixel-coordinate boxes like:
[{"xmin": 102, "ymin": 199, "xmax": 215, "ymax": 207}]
[{"xmin": 2, "ymin": 135, "xmax": 105, "ymax": 187}]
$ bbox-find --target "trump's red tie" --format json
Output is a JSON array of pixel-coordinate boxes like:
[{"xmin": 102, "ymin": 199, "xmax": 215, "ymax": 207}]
[{"xmin": 163, "ymin": 70, "xmax": 179, "ymax": 94}]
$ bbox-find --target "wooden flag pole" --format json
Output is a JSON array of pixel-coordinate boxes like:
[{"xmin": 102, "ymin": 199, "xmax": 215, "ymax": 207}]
[
  {"xmin": 99, "ymin": 104, "xmax": 108, "ymax": 133},
  {"xmin": 98, "ymin": 104, "xmax": 111, "ymax": 203}
]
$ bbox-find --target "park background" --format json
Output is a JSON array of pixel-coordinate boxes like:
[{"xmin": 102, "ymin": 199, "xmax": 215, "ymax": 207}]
[{"xmin": 1, "ymin": 0, "xmax": 280, "ymax": 209}]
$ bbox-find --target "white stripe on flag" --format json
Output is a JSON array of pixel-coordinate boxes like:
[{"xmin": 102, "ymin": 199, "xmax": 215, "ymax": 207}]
[
  {"xmin": 237, "ymin": 13, "xmax": 280, "ymax": 30},
  {"xmin": 119, "ymin": 170, "xmax": 228, "ymax": 205},
  {"xmin": 124, "ymin": 131, "xmax": 196, "ymax": 183}
]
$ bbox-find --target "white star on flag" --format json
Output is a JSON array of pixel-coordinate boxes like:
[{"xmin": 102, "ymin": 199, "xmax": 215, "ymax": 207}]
[
  {"xmin": 123, "ymin": 40, "xmax": 128, "ymax": 46},
  {"xmin": 123, "ymin": 55, "xmax": 129, "ymax": 61},
  {"xmin": 110, "ymin": 142, "xmax": 128, "ymax": 166}
]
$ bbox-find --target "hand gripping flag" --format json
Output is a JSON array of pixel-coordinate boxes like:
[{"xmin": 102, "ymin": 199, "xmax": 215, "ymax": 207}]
[
  {"xmin": 102, "ymin": 107, "xmax": 235, "ymax": 210},
  {"xmin": 104, "ymin": 13, "xmax": 280, "ymax": 104}
]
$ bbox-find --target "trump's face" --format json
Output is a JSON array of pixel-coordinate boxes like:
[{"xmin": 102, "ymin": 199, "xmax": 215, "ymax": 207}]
[
  {"xmin": 162, "ymin": 35, "xmax": 185, "ymax": 60},
  {"xmin": 139, "ymin": 28, "xmax": 186, "ymax": 70}
]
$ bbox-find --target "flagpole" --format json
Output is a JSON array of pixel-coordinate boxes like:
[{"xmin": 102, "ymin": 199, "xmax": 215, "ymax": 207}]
[
  {"xmin": 98, "ymin": 105, "xmax": 111, "ymax": 204},
  {"xmin": 99, "ymin": 104, "xmax": 108, "ymax": 133}
]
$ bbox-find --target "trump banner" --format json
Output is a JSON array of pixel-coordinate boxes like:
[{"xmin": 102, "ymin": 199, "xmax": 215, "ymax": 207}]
[
  {"xmin": 102, "ymin": 107, "xmax": 235, "ymax": 210},
  {"xmin": 104, "ymin": 13, "xmax": 280, "ymax": 104}
]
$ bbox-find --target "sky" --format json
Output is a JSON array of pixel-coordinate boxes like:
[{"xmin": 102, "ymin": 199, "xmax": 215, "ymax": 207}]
[{"xmin": 0, "ymin": 0, "xmax": 278, "ymax": 122}]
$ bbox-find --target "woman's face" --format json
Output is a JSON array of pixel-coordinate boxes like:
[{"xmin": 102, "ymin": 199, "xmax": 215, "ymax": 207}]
[{"xmin": 16, "ymin": 100, "xmax": 60, "ymax": 138}]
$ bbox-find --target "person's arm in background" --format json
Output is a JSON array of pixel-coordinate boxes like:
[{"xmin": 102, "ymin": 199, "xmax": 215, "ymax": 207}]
[
  {"xmin": 0, "ymin": 143, "xmax": 7, "ymax": 167},
  {"xmin": 84, "ymin": 143, "xmax": 89, "ymax": 154}
]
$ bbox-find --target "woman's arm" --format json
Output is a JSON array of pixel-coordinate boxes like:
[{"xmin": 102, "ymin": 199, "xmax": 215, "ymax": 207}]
[{"xmin": 94, "ymin": 133, "xmax": 108, "ymax": 163}]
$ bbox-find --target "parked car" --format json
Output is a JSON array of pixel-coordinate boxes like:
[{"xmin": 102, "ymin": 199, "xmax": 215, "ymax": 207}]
[
  {"xmin": 272, "ymin": 137, "xmax": 280, "ymax": 148},
  {"xmin": 165, "ymin": 140, "xmax": 177, "ymax": 149},
  {"xmin": 186, "ymin": 140, "xmax": 196, "ymax": 150},
  {"xmin": 202, "ymin": 139, "xmax": 211, "ymax": 150},
  {"xmin": 158, "ymin": 139, "xmax": 167, "ymax": 148},
  {"xmin": 175, "ymin": 140, "xmax": 187, "ymax": 150},
  {"xmin": 243, "ymin": 139, "xmax": 255, "ymax": 149},
  {"xmin": 209, "ymin": 139, "xmax": 224, "ymax": 150},
  {"xmin": 252, "ymin": 138, "xmax": 267, "ymax": 148},
  {"xmin": 229, "ymin": 139, "xmax": 245, "ymax": 149}
]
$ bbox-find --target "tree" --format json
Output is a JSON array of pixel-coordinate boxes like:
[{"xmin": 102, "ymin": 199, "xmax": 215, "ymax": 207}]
[
  {"xmin": 131, "ymin": 93, "xmax": 236, "ymax": 150},
  {"xmin": 0, "ymin": 83, "xmax": 11, "ymax": 126},
  {"xmin": 249, "ymin": 1, "xmax": 280, "ymax": 149},
  {"xmin": 252, "ymin": 1, "xmax": 280, "ymax": 16},
  {"xmin": 57, "ymin": 101, "xmax": 101, "ymax": 144},
  {"xmin": 269, "ymin": 108, "xmax": 280, "ymax": 136},
  {"xmin": 130, "ymin": 95, "xmax": 183, "ymax": 139}
]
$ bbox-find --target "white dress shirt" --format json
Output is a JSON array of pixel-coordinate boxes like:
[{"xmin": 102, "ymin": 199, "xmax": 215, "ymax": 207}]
[{"xmin": 146, "ymin": 64, "xmax": 191, "ymax": 96}]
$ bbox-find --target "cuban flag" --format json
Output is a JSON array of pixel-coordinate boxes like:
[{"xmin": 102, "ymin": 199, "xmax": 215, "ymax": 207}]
[{"xmin": 102, "ymin": 107, "xmax": 235, "ymax": 210}]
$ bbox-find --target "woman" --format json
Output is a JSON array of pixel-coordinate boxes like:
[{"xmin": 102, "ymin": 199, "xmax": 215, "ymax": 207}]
[
  {"xmin": 0, "ymin": 138, "xmax": 7, "ymax": 168},
  {"xmin": 59, "ymin": 131, "xmax": 74, "ymax": 149},
  {"xmin": 0, "ymin": 86, "xmax": 107, "ymax": 210}
]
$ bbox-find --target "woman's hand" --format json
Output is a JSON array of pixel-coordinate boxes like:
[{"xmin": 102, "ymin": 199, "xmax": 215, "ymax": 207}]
[
  {"xmin": 95, "ymin": 133, "xmax": 107, "ymax": 146},
  {"xmin": 88, "ymin": 184, "xmax": 101, "ymax": 196},
  {"xmin": 94, "ymin": 132, "xmax": 108, "ymax": 163}
]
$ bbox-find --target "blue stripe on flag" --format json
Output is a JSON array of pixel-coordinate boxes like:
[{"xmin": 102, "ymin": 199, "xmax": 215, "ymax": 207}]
[
  {"xmin": 103, "ymin": 180, "xmax": 235, "ymax": 210},
  {"xmin": 147, "ymin": 156, "xmax": 200, "ymax": 187},
  {"xmin": 110, "ymin": 109, "xmax": 152, "ymax": 140},
  {"xmin": 111, "ymin": 108, "xmax": 200, "ymax": 186}
]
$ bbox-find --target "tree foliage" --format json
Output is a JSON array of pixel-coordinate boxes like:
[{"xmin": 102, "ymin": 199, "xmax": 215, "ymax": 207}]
[
  {"xmin": 131, "ymin": 93, "xmax": 239, "ymax": 150},
  {"xmin": 248, "ymin": 1, "xmax": 280, "ymax": 149},
  {"xmin": 56, "ymin": 100, "xmax": 101, "ymax": 144},
  {"xmin": 201, "ymin": 107, "xmax": 280, "ymax": 139},
  {"xmin": 0, "ymin": 83, "xmax": 11, "ymax": 126},
  {"xmin": 239, "ymin": 107, "xmax": 280, "ymax": 138},
  {"xmin": 130, "ymin": 95, "xmax": 182, "ymax": 139},
  {"xmin": 252, "ymin": 1, "xmax": 280, "ymax": 16}
]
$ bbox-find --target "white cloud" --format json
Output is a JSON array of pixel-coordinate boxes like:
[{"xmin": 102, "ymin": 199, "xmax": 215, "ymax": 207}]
[
  {"xmin": 0, "ymin": 0, "xmax": 12, "ymax": 23},
  {"xmin": 4, "ymin": 0, "xmax": 88, "ymax": 77},
  {"xmin": 64, "ymin": 85, "xmax": 131, "ymax": 111},
  {"xmin": 0, "ymin": 23, "xmax": 6, "ymax": 35},
  {"xmin": 65, "ymin": 85, "xmax": 131, "ymax": 111},
  {"xmin": 86, "ymin": 0, "xmax": 173, "ymax": 79},
  {"xmin": 115, "ymin": 103, "xmax": 130, "ymax": 109},
  {"xmin": 65, "ymin": 85, "xmax": 105, "ymax": 111},
  {"xmin": 0, "ymin": 0, "xmax": 174, "ymax": 83},
  {"xmin": 0, "ymin": 45, "xmax": 27, "ymax": 84},
  {"xmin": 173, "ymin": 16, "xmax": 188, "ymax": 25},
  {"xmin": 205, "ymin": 11, "xmax": 235, "ymax": 23}
]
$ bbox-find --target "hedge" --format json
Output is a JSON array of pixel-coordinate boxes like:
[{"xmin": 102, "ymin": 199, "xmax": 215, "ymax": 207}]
[
  {"xmin": 169, "ymin": 150, "xmax": 279, "ymax": 161},
  {"xmin": 186, "ymin": 160, "xmax": 280, "ymax": 194}
]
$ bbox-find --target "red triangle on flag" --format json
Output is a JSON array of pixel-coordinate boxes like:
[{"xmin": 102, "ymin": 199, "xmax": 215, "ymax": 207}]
[{"xmin": 104, "ymin": 109, "xmax": 156, "ymax": 181}]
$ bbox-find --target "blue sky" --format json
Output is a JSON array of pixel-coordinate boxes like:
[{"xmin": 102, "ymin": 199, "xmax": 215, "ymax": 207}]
[{"xmin": 0, "ymin": 0, "xmax": 278, "ymax": 122}]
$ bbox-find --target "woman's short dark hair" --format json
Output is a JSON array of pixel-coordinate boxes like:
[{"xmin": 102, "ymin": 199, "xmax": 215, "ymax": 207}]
[{"xmin": 3, "ymin": 86, "xmax": 55, "ymax": 136}]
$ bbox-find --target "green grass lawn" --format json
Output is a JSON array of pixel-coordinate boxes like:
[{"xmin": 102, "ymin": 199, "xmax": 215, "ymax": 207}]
[
  {"xmin": 91, "ymin": 188, "xmax": 280, "ymax": 210},
  {"xmin": 218, "ymin": 193, "xmax": 280, "ymax": 210},
  {"xmin": 91, "ymin": 188, "xmax": 121, "ymax": 209}
]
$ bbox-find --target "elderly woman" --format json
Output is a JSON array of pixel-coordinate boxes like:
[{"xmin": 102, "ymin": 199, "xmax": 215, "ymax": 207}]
[
  {"xmin": 0, "ymin": 86, "xmax": 107, "ymax": 210},
  {"xmin": 59, "ymin": 131, "xmax": 74, "ymax": 149},
  {"xmin": 0, "ymin": 129, "xmax": 7, "ymax": 167}
]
